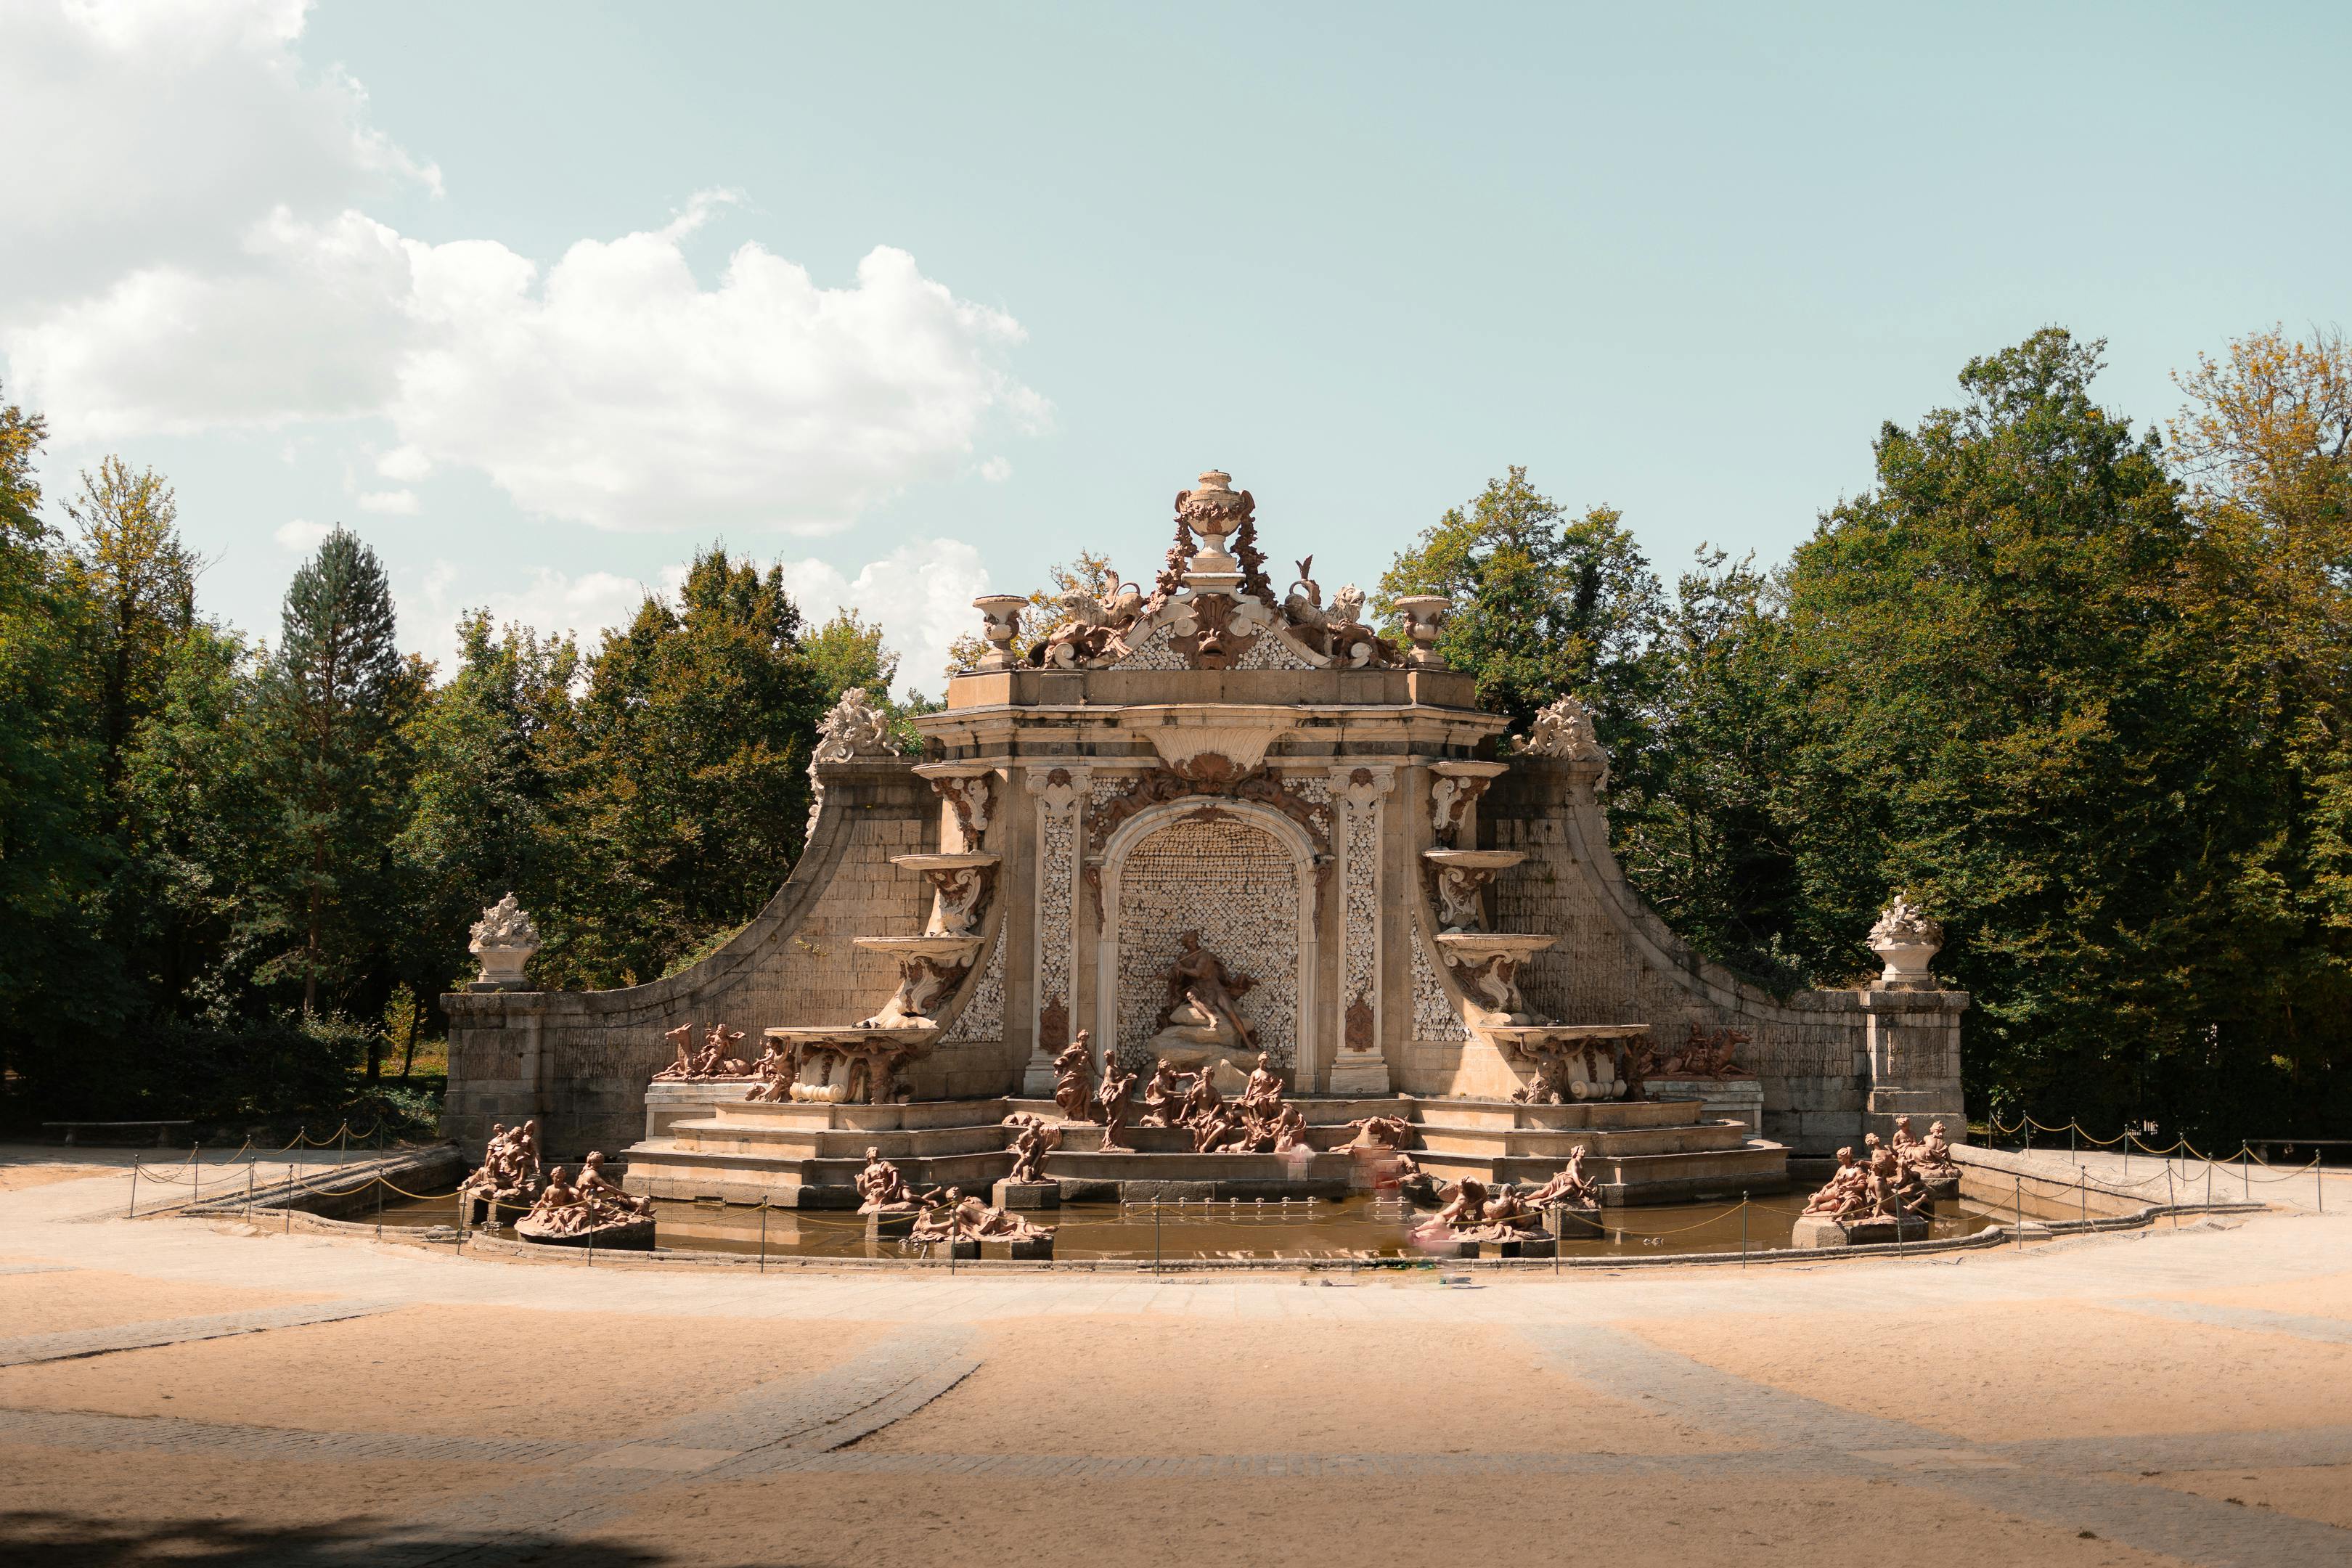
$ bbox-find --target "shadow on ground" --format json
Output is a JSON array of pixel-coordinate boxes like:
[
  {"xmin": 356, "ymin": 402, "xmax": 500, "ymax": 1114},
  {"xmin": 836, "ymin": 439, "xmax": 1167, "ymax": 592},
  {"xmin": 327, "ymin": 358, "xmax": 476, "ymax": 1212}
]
[{"xmin": 0, "ymin": 1511, "xmax": 807, "ymax": 1568}]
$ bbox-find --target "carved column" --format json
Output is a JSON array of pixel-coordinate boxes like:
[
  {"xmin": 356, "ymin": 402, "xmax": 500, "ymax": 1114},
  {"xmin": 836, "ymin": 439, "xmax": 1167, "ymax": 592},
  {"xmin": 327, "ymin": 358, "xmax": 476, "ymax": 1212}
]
[
  {"xmin": 1023, "ymin": 765, "xmax": 1090, "ymax": 1096},
  {"xmin": 1327, "ymin": 764, "xmax": 1396, "ymax": 1095}
]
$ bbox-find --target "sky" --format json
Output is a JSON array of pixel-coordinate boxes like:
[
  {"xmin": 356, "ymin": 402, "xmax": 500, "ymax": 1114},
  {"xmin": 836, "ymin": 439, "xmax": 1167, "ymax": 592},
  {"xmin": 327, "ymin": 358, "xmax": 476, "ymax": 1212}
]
[{"xmin": 4, "ymin": 1, "xmax": 2347, "ymax": 696}]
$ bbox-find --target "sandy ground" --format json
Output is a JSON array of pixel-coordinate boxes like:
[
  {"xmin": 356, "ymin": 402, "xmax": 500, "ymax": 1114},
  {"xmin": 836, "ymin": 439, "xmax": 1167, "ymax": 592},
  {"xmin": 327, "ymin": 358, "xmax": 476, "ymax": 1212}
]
[
  {"xmin": 859, "ymin": 1316, "xmax": 1740, "ymax": 1454},
  {"xmin": 0, "ymin": 1164, "xmax": 119, "ymax": 1193},
  {"xmin": 2, "ymin": 1161, "xmax": 2350, "ymax": 1565},
  {"xmin": 583, "ymin": 1474, "xmax": 2189, "ymax": 1568},
  {"xmin": 1637, "ymin": 1297, "xmax": 2352, "ymax": 1442},
  {"xmin": 0, "ymin": 1302, "xmax": 882, "ymax": 1440}
]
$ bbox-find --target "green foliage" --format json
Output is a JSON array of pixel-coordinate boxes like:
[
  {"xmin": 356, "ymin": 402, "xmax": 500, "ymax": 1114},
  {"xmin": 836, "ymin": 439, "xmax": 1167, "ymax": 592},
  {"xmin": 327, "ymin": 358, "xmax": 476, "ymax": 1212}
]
[
  {"xmin": 245, "ymin": 526, "xmax": 423, "ymax": 1020},
  {"xmin": 1375, "ymin": 467, "xmax": 1663, "ymax": 735},
  {"xmin": 537, "ymin": 547, "xmax": 828, "ymax": 987}
]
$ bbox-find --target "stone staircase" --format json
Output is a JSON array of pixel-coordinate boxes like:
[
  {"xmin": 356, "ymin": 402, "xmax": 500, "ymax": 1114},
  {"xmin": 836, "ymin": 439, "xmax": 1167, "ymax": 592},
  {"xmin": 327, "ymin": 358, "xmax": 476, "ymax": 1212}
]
[{"xmin": 621, "ymin": 1089, "xmax": 1787, "ymax": 1209}]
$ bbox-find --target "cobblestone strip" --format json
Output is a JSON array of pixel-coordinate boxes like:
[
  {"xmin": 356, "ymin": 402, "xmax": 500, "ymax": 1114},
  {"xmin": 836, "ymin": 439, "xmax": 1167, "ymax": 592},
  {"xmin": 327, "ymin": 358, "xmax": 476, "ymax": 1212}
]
[
  {"xmin": 0, "ymin": 1262, "xmax": 74, "ymax": 1275},
  {"xmin": 1993, "ymin": 1425, "xmax": 2352, "ymax": 1474},
  {"xmin": 0, "ymin": 1405, "xmax": 592, "ymax": 1466},
  {"xmin": 1521, "ymin": 1323, "xmax": 2352, "ymax": 1567},
  {"xmin": 0, "ymin": 1299, "xmax": 396, "ymax": 1367},
  {"xmin": 2108, "ymin": 1297, "xmax": 2352, "ymax": 1346}
]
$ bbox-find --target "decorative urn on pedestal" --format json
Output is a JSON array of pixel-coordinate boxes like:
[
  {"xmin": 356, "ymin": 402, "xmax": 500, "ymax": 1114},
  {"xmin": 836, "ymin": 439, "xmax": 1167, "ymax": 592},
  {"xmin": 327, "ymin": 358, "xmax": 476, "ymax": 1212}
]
[
  {"xmin": 469, "ymin": 893, "xmax": 541, "ymax": 992},
  {"xmin": 1867, "ymin": 897, "xmax": 1944, "ymax": 989}
]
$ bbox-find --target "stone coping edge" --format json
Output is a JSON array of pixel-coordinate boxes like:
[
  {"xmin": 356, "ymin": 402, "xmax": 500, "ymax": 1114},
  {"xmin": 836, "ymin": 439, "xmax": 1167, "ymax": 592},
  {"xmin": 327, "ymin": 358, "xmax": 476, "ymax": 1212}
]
[{"xmin": 162, "ymin": 1191, "xmax": 2271, "ymax": 1274}]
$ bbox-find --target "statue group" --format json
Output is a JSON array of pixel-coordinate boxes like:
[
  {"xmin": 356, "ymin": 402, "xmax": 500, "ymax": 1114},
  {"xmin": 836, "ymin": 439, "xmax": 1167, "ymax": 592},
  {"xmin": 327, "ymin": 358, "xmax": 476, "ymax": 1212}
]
[{"xmin": 1801, "ymin": 1116, "xmax": 1959, "ymax": 1227}]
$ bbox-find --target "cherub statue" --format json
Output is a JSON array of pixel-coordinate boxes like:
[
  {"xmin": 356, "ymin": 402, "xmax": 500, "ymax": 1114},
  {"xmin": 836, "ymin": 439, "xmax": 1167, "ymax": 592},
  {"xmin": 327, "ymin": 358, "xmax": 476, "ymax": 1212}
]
[{"xmin": 855, "ymin": 1147, "xmax": 923, "ymax": 1213}]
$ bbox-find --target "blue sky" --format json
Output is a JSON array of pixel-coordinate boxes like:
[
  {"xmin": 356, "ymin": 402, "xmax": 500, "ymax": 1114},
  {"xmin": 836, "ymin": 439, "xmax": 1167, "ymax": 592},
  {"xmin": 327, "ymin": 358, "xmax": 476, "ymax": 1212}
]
[{"xmin": 5, "ymin": 2, "xmax": 2345, "ymax": 693}]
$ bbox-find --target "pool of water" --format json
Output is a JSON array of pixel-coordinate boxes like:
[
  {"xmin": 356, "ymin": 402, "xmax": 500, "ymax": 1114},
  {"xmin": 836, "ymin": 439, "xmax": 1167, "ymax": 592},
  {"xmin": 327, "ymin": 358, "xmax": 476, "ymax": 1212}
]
[{"xmin": 371, "ymin": 1188, "xmax": 1998, "ymax": 1262}]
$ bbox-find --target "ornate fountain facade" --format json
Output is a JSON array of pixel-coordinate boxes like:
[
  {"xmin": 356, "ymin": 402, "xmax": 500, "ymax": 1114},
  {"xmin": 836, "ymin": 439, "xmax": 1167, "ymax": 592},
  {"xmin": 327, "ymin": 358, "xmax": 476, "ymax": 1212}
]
[{"xmin": 441, "ymin": 471, "xmax": 1969, "ymax": 1209}]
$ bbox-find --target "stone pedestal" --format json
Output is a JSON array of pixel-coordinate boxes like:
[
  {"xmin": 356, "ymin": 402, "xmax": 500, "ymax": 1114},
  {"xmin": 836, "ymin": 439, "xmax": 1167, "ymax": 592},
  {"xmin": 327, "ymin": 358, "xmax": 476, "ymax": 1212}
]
[
  {"xmin": 1647, "ymin": 1077, "xmax": 1763, "ymax": 1137},
  {"xmin": 1424, "ymin": 1236, "xmax": 1479, "ymax": 1259},
  {"xmin": 1496, "ymin": 1234, "xmax": 1556, "ymax": 1259},
  {"xmin": 992, "ymin": 1179, "xmax": 1059, "ymax": 1211},
  {"xmin": 1326, "ymin": 1053, "xmax": 1392, "ymax": 1096},
  {"xmin": 942, "ymin": 1237, "xmax": 981, "ymax": 1260},
  {"xmin": 1020, "ymin": 1050, "xmax": 1058, "ymax": 1098},
  {"xmin": 1543, "ymin": 1205, "xmax": 1604, "ymax": 1240},
  {"xmin": 1790, "ymin": 1212, "xmax": 1930, "ymax": 1249},
  {"xmin": 1005, "ymin": 1236, "xmax": 1054, "ymax": 1261},
  {"xmin": 865, "ymin": 1209, "xmax": 917, "ymax": 1241}
]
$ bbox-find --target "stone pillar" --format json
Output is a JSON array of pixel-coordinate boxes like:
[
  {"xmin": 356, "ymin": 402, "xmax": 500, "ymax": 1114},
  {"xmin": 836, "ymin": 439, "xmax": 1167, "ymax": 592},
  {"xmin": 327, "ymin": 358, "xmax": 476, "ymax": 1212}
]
[
  {"xmin": 1328, "ymin": 764, "xmax": 1396, "ymax": 1096},
  {"xmin": 1863, "ymin": 991, "xmax": 1969, "ymax": 1145},
  {"xmin": 1023, "ymin": 765, "xmax": 1089, "ymax": 1096}
]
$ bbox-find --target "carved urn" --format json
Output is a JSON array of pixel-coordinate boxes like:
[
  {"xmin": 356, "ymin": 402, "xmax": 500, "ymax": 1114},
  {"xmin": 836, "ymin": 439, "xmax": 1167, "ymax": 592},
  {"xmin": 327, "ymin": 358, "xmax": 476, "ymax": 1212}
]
[
  {"xmin": 971, "ymin": 594, "xmax": 1026, "ymax": 671},
  {"xmin": 469, "ymin": 893, "xmax": 542, "ymax": 990},
  {"xmin": 1867, "ymin": 897, "xmax": 1944, "ymax": 989}
]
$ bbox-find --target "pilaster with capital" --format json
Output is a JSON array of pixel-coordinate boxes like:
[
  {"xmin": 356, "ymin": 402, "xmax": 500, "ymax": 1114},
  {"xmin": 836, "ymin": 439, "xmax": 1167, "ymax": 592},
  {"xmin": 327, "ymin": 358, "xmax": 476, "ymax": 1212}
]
[
  {"xmin": 1024, "ymin": 765, "xmax": 1091, "ymax": 1095},
  {"xmin": 1328, "ymin": 763, "xmax": 1397, "ymax": 1094}
]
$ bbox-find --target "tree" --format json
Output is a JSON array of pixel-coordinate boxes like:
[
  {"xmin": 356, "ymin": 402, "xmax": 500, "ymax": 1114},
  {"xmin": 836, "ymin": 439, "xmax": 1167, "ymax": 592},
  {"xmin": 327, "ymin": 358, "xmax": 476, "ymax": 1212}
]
[
  {"xmin": 1609, "ymin": 548, "xmax": 1807, "ymax": 990},
  {"xmin": 63, "ymin": 457, "xmax": 199, "ymax": 807},
  {"xmin": 1376, "ymin": 468, "xmax": 1663, "ymax": 736},
  {"xmin": 2163, "ymin": 327, "xmax": 2352, "ymax": 1124},
  {"xmin": 0, "ymin": 387, "xmax": 121, "ymax": 1104},
  {"xmin": 395, "ymin": 612, "xmax": 581, "ymax": 1008},
  {"xmin": 545, "ymin": 547, "xmax": 828, "ymax": 987},
  {"xmin": 248, "ymin": 526, "xmax": 420, "ymax": 1024},
  {"xmin": 1779, "ymin": 329, "xmax": 2250, "ymax": 1129}
]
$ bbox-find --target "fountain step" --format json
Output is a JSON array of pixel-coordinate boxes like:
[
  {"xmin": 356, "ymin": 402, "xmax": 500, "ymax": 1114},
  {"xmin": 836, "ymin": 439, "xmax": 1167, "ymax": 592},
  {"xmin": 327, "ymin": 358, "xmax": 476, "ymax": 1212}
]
[
  {"xmin": 663, "ymin": 1119, "xmax": 1015, "ymax": 1159},
  {"xmin": 1410, "ymin": 1120, "xmax": 1754, "ymax": 1159}
]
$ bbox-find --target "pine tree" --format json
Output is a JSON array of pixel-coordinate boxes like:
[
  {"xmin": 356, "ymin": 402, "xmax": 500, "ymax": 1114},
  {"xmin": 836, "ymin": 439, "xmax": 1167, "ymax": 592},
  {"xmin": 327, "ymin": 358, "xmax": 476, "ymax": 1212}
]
[{"xmin": 249, "ymin": 527, "xmax": 418, "ymax": 1020}]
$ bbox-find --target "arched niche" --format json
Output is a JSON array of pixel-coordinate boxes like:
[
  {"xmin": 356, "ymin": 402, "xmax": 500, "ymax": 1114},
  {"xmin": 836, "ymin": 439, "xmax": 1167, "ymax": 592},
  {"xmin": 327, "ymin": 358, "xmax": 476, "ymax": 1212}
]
[{"xmin": 1092, "ymin": 798, "xmax": 1320, "ymax": 1084}]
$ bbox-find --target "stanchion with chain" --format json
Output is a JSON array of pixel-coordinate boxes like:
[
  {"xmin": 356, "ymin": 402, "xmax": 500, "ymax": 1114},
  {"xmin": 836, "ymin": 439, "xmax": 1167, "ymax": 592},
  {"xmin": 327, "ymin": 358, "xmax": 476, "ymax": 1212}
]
[
  {"xmin": 375, "ymin": 1175, "xmax": 384, "ymax": 1241},
  {"xmin": 2165, "ymin": 1164, "xmax": 2176, "ymax": 1226},
  {"xmin": 2014, "ymin": 1174, "xmax": 2023, "ymax": 1249},
  {"xmin": 1154, "ymin": 1199, "xmax": 1162, "ymax": 1278},
  {"xmin": 1740, "ymin": 1191, "xmax": 1749, "ymax": 1267},
  {"xmin": 246, "ymin": 1161, "xmax": 254, "ymax": 1220},
  {"xmin": 126, "ymin": 1162, "xmax": 138, "ymax": 1219},
  {"xmin": 759, "ymin": 1200, "xmax": 768, "ymax": 1273},
  {"xmin": 454, "ymin": 1188, "xmax": 464, "ymax": 1254},
  {"xmin": 2078, "ymin": 1170, "xmax": 2086, "ymax": 1230},
  {"xmin": 2242, "ymin": 1149, "xmax": 2250, "ymax": 1199}
]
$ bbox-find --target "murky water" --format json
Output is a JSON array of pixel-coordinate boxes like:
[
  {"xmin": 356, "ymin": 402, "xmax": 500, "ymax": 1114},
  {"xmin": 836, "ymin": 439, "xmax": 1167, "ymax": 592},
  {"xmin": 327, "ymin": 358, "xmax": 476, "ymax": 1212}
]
[{"xmin": 370, "ymin": 1188, "xmax": 1997, "ymax": 1262}]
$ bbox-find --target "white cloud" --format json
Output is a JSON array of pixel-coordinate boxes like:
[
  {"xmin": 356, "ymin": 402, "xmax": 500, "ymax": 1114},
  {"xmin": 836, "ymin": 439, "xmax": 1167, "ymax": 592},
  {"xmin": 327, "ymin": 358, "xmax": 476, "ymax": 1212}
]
[
  {"xmin": 356, "ymin": 488, "xmax": 417, "ymax": 514},
  {"xmin": 274, "ymin": 517, "xmax": 330, "ymax": 552},
  {"xmin": 0, "ymin": 5, "xmax": 1042, "ymax": 539},
  {"xmin": 777, "ymin": 537, "xmax": 990, "ymax": 698},
  {"xmin": 375, "ymin": 444, "xmax": 432, "ymax": 481},
  {"xmin": 389, "ymin": 218, "xmax": 1039, "ymax": 533},
  {"xmin": 979, "ymin": 456, "xmax": 1013, "ymax": 483},
  {"xmin": 1, "ymin": 0, "xmax": 436, "ymax": 311}
]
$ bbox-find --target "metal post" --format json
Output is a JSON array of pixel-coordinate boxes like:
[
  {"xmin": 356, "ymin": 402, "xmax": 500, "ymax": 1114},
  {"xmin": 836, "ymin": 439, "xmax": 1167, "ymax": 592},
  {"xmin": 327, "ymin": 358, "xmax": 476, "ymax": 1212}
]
[
  {"xmin": 375, "ymin": 1176, "xmax": 384, "ymax": 1241},
  {"xmin": 1740, "ymin": 1192, "xmax": 1749, "ymax": 1267},
  {"xmin": 2165, "ymin": 1164, "xmax": 2175, "ymax": 1227},
  {"xmin": 759, "ymin": 1201, "xmax": 768, "ymax": 1273},
  {"xmin": 246, "ymin": 1161, "xmax": 254, "ymax": 1221},
  {"xmin": 2070, "ymin": 1123, "xmax": 2076, "ymax": 1156},
  {"xmin": 587, "ymin": 1222, "xmax": 595, "ymax": 1267},
  {"xmin": 2242, "ymin": 1149, "xmax": 2250, "ymax": 1199},
  {"xmin": 1154, "ymin": 1199, "xmax": 1162, "ymax": 1278},
  {"xmin": 127, "ymin": 1162, "xmax": 137, "ymax": 1219},
  {"xmin": 2078, "ymin": 1170, "xmax": 2086, "ymax": 1230},
  {"xmin": 454, "ymin": 1188, "xmax": 465, "ymax": 1254},
  {"xmin": 2014, "ymin": 1174, "xmax": 2023, "ymax": 1248},
  {"xmin": 2207, "ymin": 1159, "xmax": 2213, "ymax": 1208}
]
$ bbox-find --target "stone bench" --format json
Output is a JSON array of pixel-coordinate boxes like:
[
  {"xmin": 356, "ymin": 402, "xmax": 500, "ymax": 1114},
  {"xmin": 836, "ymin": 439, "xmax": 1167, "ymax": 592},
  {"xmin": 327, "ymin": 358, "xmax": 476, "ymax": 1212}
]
[{"xmin": 42, "ymin": 1120, "xmax": 192, "ymax": 1147}]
